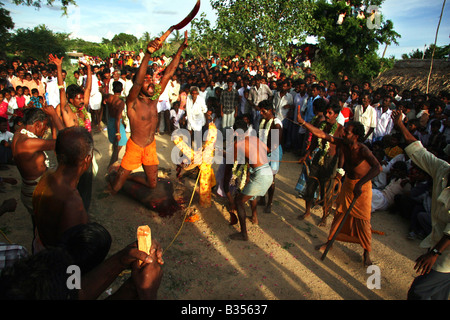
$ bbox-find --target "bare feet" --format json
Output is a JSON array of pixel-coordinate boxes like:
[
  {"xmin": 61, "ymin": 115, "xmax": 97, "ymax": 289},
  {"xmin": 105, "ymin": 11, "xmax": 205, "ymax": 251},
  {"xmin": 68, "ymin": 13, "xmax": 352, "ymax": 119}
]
[
  {"xmin": 229, "ymin": 211, "xmax": 238, "ymax": 225},
  {"xmin": 315, "ymin": 242, "xmax": 330, "ymax": 252},
  {"xmin": 298, "ymin": 212, "xmax": 311, "ymax": 220},
  {"xmin": 363, "ymin": 251, "xmax": 373, "ymax": 267},
  {"xmin": 317, "ymin": 217, "xmax": 327, "ymax": 227},
  {"xmin": 229, "ymin": 232, "xmax": 248, "ymax": 241},
  {"xmin": 264, "ymin": 205, "xmax": 272, "ymax": 214},
  {"xmin": 250, "ymin": 215, "xmax": 258, "ymax": 225}
]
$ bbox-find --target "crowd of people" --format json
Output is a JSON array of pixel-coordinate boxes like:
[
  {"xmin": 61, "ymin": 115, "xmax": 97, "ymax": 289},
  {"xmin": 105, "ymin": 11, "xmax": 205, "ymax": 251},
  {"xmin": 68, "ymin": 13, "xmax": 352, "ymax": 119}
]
[{"xmin": 0, "ymin": 31, "xmax": 449, "ymax": 300}]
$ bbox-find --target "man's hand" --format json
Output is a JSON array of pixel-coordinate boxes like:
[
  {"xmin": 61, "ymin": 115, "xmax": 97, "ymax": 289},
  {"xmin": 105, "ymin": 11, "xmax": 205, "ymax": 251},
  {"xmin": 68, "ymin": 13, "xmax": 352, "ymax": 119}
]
[
  {"xmin": 297, "ymin": 107, "xmax": 305, "ymax": 125},
  {"xmin": 181, "ymin": 30, "xmax": 189, "ymax": 48},
  {"xmin": 41, "ymin": 99, "xmax": 57, "ymax": 116},
  {"xmin": 147, "ymin": 38, "xmax": 163, "ymax": 55},
  {"xmin": 391, "ymin": 110, "xmax": 403, "ymax": 128},
  {"xmin": 414, "ymin": 252, "xmax": 438, "ymax": 275},
  {"xmin": 48, "ymin": 54, "xmax": 64, "ymax": 67}
]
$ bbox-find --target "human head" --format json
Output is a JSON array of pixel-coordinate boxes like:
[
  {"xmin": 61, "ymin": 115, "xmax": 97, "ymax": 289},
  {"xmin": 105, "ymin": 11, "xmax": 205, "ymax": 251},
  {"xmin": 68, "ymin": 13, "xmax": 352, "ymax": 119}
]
[
  {"xmin": 0, "ymin": 247, "xmax": 77, "ymax": 300},
  {"xmin": 22, "ymin": 107, "xmax": 49, "ymax": 137},
  {"xmin": 59, "ymin": 222, "xmax": 112, "ymax": 275},
  {"xmin": 344, "ymin": 121, "xmax": 366, "ymax": 143},
  {"xmin": 0, "ymin": 117, "xmax": 7, "ymax": 133},
  {"xmin": 66, "ymin": 84, "xmax": 85, "ymax": 109},
  {"xmin": 112, "ymin": 81, "xmax": 123, "ymax": 94},
  {"xmin": 55, "ymin": 127, "xmax": 94, "ymax": 172},
  {"xmin": 325, "ymin": 103, "xmax": 341, "ymax": 124},
  {"xmin": 259, "ymin": 99, "xmax": 274, "ymax": 119}
]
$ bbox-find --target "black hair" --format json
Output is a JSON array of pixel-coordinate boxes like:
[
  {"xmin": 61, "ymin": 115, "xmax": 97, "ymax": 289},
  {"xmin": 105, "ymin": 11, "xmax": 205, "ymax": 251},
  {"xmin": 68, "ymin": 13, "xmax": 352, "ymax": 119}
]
[
  {"xmin": 59, "ymin": 223, "xmax": 112, "ymax": 275},
  {"xmin": 66, "ymin": 84, "xmax": 84, "ymax": 101},
  {"xmin": 22, "ymin": 107, "xmax": 48, "ymax": 125},
  {"xmin": 112, "ymin": 81, "xmax": 123, "ymax": 94},
  {"xmin": 346, "ymin": 121, "xmax": 366, "ymax": 142},
  {"xmin": 55, "ymin": 127, "xmax": 94, "ymax": 167},
  {"xmin": 0, "ymin": 246, "xmax": 76, "ymax": 300},
  {"xmin": 258, "ymin": 99, "xmax": 273, "ymax": 111}
]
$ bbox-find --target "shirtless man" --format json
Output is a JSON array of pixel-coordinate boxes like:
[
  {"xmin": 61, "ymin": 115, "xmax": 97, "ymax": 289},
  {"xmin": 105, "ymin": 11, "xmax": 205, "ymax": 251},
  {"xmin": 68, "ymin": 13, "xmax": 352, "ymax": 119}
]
[
  {"xmin": 230, "ymin": 118, "xmax": 274, "ymax": 241},
  {"xmin": 104, "ymin": 81, "xmax": 127, "ymax": 168},
  {"xmin": 297, "ymin": 110, "xmax": 381, "ymax": 266},
  {"xmin": 109, "ymin": 34, "xmax": 189, "ymax": 194},
  {"xmin": 11, "ymin": 106, "xmax": 64, "ymax": 232},
  {"xmin": 32, "ymin": 127, "xmax": 93, "ymax": 253}
]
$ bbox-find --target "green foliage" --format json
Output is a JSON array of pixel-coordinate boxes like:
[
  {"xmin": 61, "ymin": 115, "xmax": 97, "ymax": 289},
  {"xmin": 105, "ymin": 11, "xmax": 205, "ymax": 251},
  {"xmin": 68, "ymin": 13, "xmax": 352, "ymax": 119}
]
[
  {"xmin": 0, "ymin": 2, "xmax": 14, "ymax": 53},
  {"xmin": 309, "ymin": 0, "xmax": 400, "ymax": 82},
  {"xmin": 11, "ymin": 0, "xmax": 76, "ymax": 15},
  {"xmin": 209, "ymin": 0, "xmax": 315, "ymax": 58},
  {"xmin": 402, "ymin": 44, "xmax": 450, "ymax": 60},
  {"xmin": 9, "ymin": 24, "xmax": 68, "ymax": 61}
]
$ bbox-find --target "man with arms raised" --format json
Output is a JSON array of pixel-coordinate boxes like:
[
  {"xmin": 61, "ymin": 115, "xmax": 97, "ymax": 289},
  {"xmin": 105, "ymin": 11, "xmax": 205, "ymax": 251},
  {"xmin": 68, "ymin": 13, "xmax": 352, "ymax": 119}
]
[
  {"xmin": 297, "ymin": 110, "xmax": 381, "ymax": 266},
  {"xmin": 109, "ymin": 34, "xmax": 188, "ymax": 194}
]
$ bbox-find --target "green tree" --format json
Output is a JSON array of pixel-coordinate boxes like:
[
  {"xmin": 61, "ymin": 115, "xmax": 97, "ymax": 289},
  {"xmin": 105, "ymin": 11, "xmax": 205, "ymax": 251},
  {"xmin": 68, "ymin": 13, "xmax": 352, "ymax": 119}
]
[
  {"xmin": 0, "ymin": 1, "xmax": 14, "ymax": 53},
  {"xmin": 9, "ymin": 24, "xmax": 68, "ymax": 61},
  {"xmin": 309, "ymin": 0, "xmax": 400, "ymax": 82},
  {"xmin": 110, "ymin": 33, "xmax": 138, "ymax": 49},
  {"xmin": 11, "ymin": 0, "xmax": 76, "ymax": 15},
  {"xmin": 210, "ymin": 0, "xmax": 315, "ymax": 59}
]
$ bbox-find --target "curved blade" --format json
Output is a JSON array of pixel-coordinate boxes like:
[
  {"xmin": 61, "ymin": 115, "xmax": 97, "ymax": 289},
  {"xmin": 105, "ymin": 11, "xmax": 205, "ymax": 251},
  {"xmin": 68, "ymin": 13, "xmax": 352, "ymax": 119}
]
[{"xmin": 171, "ymin": 0, "xmax": 201, "ymax": 30}]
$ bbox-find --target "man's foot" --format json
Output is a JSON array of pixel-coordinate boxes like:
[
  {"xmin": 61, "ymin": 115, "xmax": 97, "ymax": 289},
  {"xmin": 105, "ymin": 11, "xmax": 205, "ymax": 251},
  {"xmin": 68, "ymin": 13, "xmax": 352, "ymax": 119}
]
[
  {"xmin": 298, "ymin": 212, "xmax": 311, "ymax": 220},
  {"xmin": 317, "ymin": 216, "xmax": 327, "ymax": 227},
  {"xmin": 315, "ymin": 242, "xmax": 330, "ymax": 253},
  {"xmin": 250, "ymin": 215, "xmax": 258, "ymax": 225},
  {"xmin": 363, "ymin": 251, "xmax": 373, "ymax": 267},
  {"xmin": 229, "ymin": 232, "xmax": 248, "ymax": 241},
  {"xmin": 229, "ymin": 211, "xmax": 238, "ymax": 225},
  {"xmin": 258, "ymin": 197, "xmax": 266, "ymax": 206},
  {"xmin": 264, "ymin": 205, "xmax": 272, "ymax": 214}
]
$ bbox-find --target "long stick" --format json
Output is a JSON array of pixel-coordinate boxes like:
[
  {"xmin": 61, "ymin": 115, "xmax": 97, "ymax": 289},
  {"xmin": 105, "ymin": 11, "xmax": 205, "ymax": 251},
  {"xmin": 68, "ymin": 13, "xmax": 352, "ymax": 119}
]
[
  {"xmin": 426, "ymin": 0, "xmax": 446, "ymax": 94},
  {"xmin": 321, "ymin": 195, "xmax": 359, "ymax": 261}
]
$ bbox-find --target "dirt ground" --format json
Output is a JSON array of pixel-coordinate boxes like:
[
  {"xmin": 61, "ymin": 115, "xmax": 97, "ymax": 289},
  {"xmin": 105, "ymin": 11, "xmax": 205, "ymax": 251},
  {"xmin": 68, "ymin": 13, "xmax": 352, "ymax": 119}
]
[{"xmin": 0, "ymin": 128, "xmax": 426, "ymax": 300}]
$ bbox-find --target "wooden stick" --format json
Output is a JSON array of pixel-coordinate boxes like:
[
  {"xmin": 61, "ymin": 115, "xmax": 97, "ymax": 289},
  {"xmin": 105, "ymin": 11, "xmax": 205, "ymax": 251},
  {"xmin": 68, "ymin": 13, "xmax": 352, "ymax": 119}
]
[{"xmin": 321, "ymin": 195, "xmax": 359, "ymax": 261}]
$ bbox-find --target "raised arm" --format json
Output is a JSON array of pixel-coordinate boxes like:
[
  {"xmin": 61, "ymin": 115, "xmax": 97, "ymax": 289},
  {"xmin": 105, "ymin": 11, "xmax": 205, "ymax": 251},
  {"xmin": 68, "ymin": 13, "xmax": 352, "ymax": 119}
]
[
  {"xmin": 392, "ymin": 110, "xmax": 417, "ymax": 145},
  {"xmin": 159, "ymin": 31, "xmax": 188, "ymax": 92},
  {"xmin": 127, "ymin": 39, "xmax": 163, "ymax": 105},
  {"xmin": 297, "ymin": 107, "xmax": 341, "ymax": 145},
  {"xmin": 48, "ymin": 54, "xmax": 67, "ymax": 110},
  {"xmin": 82, "ymin": 62, "xmax": 92, "ymax": 107}
]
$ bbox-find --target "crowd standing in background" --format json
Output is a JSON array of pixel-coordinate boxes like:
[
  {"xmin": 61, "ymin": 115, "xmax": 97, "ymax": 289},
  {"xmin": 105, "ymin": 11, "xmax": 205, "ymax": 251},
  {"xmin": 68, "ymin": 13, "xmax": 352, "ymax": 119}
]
[{"xmin": 0, "ymin": 40, "xmax": 448, "ymax": 300}]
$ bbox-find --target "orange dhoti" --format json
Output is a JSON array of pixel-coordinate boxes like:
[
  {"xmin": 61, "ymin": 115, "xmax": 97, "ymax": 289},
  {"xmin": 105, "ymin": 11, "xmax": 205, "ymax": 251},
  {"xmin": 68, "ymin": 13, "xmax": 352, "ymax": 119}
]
[
  {"xmin": 121, "ymin": 139, "xmax": 159, "ymax": 171},
  {"xmin": 327, "ymin": 178, "xmax": 373, "ymax": 252}
]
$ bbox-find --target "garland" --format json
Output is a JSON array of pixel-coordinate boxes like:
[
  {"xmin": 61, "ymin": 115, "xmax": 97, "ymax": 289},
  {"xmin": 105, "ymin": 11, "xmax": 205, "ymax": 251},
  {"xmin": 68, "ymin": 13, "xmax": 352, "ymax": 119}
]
[
  {"xmin": 258, "ymin": 118, "xmax": 274, "ymax": 145},
  {"xmin": 316, "ymin": 121, "xmax": 338, "ymax": 166},
  {"xmin": 150, "ymin": 83, "xmax": 162, "ymax": 101},
  {"xmin": 230, "ymin": 161, "xmax": 248, "ymax": 191}
]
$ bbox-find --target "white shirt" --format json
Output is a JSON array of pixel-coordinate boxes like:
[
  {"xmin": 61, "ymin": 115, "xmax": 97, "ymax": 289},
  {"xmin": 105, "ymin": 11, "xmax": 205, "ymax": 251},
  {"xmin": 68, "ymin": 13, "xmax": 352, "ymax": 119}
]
[
  {"xmin": 353, "ymin": 104, "xmax": 377, "ymax": 139},
  {"xmin": 170, "ymin": 109, "xmax": 185, "ymax": 129},
  {"xmin": 273, "ymin": 91, "xmax": 294, "ymax": 120},
  {"xmin": 374, "ymin": 108, "xmax": 394, "ymax": 140},
  {"xmin": 0, "ymin": 130, "xmax": 13, "ymax": 143},
  {"xmin": 186, "ymin": 95, "xmax": 207, "ymax": 132}
]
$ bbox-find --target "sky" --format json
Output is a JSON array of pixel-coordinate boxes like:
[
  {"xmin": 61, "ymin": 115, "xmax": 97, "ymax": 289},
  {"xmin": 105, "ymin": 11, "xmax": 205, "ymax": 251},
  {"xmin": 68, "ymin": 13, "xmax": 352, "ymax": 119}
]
[{"xmin": 3, "ymin": 0, "xmax": 450, "ymax": 59}]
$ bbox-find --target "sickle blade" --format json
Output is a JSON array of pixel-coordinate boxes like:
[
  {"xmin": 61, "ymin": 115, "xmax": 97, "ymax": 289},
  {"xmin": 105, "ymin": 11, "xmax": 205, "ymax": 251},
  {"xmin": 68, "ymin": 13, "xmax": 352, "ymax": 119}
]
[{"xmin": 172, "ymin": 0, "xmax": 201, "ymax": 30}]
